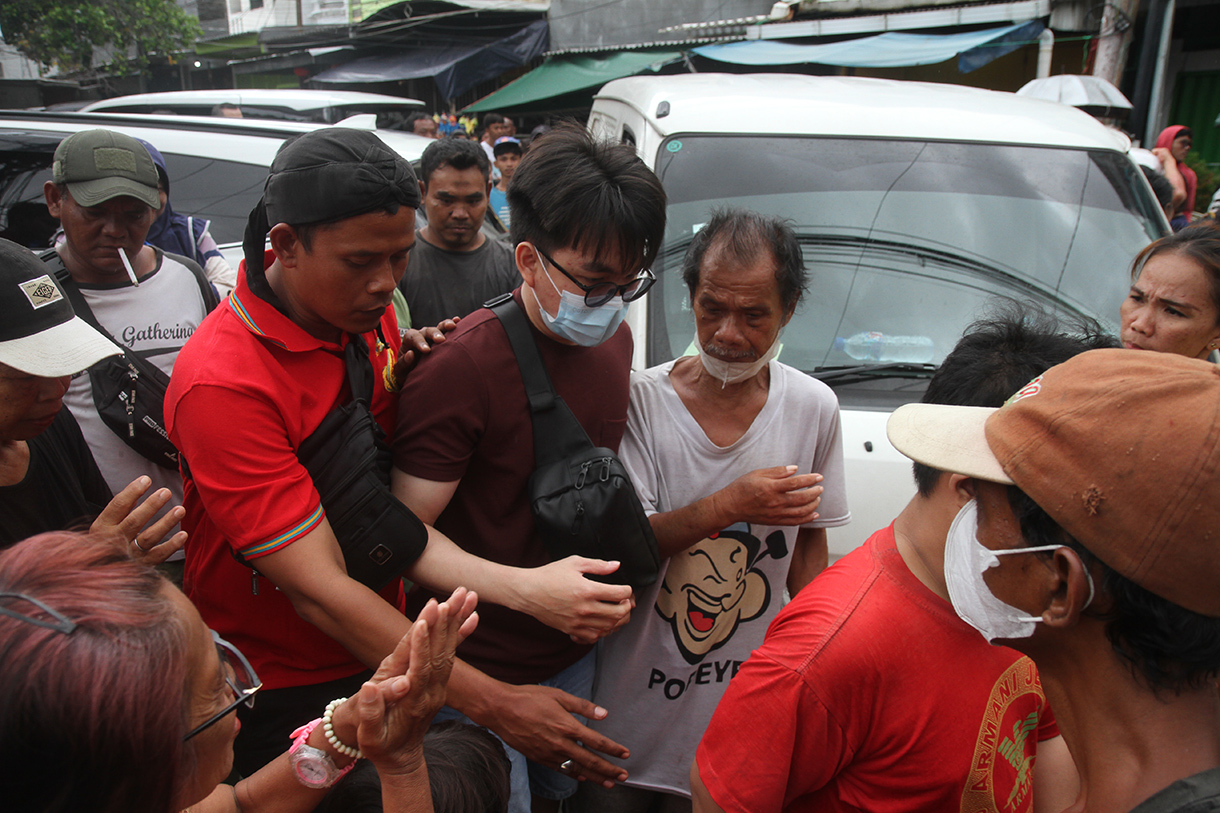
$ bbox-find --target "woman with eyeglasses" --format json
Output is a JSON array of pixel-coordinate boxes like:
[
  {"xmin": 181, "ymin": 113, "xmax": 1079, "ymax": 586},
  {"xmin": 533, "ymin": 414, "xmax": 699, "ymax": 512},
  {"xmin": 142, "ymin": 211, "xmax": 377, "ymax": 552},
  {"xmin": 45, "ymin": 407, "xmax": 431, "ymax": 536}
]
[
  {"xmin": 1120, "ymin": 221, "xmax": 1220, "ymax": 360},
  {"xmin": 0, "ymin": 530, "xmax": 477, "ymax": 813}
]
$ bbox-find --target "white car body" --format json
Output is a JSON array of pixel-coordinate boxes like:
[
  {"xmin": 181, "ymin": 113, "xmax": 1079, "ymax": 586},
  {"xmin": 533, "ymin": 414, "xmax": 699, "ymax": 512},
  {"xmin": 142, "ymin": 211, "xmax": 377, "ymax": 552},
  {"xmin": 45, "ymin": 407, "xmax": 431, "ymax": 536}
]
[
  {"xmin": 0, "ymin": 111, "xmax": 433, "ymax": 266},
  {"xmin": 588, "ymin": 73, "xmax": 1168, "ymax": 560},
  {"xmin": 80, "ymin": 89, "xmax": 425, "ymax": 125}
]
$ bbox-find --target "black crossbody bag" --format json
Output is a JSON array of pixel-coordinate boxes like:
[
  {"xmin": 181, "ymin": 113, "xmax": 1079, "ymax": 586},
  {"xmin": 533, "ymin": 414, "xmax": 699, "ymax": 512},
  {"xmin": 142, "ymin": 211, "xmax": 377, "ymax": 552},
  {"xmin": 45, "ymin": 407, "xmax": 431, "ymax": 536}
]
[
  {"xmin": 230, "ymin": 332, "xmax": 428, "ymax": 592},
  {"xmin": 42, "ymin": 250, "xmax": 217, "ymax": 471},
  {"xmin": 487, "ymin": 295, "xmax": 659, "ymax": 588}
]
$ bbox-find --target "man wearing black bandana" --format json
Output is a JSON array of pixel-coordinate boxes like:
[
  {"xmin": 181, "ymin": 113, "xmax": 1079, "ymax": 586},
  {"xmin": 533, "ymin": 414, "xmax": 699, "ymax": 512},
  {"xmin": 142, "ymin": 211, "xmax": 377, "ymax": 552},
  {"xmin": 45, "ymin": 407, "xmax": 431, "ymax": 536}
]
[{"xmin": 166, "ymin": 129, "xmax": 643, "ymax": 780}]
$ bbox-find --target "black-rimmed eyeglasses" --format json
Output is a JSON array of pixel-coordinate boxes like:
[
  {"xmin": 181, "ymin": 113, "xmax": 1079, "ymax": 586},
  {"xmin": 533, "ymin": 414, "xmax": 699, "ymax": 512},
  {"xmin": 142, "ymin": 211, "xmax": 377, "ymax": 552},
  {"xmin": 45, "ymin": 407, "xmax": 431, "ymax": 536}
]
[
  {"xmin": 184, "ymin": 630, "xmax": 262, "ymax": 741},
  {"xmin": 535, "ymin": 246, "xmax": 655, "ymax": 307}
]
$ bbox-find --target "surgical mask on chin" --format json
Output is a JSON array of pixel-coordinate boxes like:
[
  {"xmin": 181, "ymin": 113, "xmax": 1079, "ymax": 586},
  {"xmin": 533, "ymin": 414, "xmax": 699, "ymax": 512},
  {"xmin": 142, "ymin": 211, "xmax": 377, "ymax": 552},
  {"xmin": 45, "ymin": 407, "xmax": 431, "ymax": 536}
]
[
  {"xmin": 531, "ymin": 248, "xmax": 628, "ymax": 347},
  {"xmin": 697, "ymin": 337, "xmax": 781, "ymax": 388},
  {"xmin": 943, "ymin": 500, "xmax": 1094, "ymax": 643}
]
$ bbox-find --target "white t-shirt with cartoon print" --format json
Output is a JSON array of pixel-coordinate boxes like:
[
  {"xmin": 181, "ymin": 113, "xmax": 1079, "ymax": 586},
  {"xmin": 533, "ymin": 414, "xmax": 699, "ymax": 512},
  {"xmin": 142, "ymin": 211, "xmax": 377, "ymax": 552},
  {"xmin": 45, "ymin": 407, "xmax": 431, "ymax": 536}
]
[{"xmin": 589, "ymin": 358, "xmax": 851, "ymax": 797}]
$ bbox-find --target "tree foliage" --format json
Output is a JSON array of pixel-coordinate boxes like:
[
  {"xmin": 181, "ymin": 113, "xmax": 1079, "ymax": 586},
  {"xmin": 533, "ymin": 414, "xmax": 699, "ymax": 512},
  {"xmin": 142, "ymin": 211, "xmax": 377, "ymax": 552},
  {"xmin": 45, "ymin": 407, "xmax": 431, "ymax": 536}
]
[{"xmin": 0, "ymin": 0, "xmax": 200, "ymax": 76}]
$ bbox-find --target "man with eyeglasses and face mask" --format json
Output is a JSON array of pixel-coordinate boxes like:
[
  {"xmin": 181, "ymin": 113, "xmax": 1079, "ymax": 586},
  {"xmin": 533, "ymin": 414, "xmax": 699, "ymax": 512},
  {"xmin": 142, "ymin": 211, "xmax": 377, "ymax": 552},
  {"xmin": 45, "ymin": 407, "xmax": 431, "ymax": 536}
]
[
  {"xmin": 390, "ymin": 123, "xmax": 668, "ymax": 813},
  {"xmin": 888, "ymin": 348, "xmax": 1220, "ymax": 813}
]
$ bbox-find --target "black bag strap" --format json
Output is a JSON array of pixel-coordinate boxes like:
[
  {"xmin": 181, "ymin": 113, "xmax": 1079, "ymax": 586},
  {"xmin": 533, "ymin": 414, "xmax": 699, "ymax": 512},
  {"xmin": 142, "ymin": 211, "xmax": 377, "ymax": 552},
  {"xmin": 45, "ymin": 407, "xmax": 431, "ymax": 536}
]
[
  {"xmin": 41, "ymin": 249, "xmax": 169, "ymax": 376},
  {"xmin": 343, "ymin": 331, "xmax": 375, "ymax": 406},
  {"xmin": 164, "ymin": 249, "xmax": 221, "ymax": 314},
  {"xmin": 486, "ymin": 294, "xmax": 594, "ymax": 465}
]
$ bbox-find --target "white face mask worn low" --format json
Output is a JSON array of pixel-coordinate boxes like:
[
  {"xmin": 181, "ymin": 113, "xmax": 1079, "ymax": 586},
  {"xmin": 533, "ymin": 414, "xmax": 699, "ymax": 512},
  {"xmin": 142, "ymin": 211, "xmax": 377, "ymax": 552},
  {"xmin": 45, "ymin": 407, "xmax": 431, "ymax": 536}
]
[
  {"xmin": 943, "ymin": 499, "xmax": 1094, "ymax": 643},
  {"xmin": 696, "ymin": 336, "xmax": 781, "ymax": 388}
]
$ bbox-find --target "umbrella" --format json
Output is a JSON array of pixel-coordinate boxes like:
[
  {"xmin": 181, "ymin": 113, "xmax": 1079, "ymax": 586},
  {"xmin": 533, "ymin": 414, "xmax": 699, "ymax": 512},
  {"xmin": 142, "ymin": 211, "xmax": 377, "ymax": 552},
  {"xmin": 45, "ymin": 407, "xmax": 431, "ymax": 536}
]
[{"xmin": 1016, "ymin": 75, "xmax": 1133, "ymax": 118}]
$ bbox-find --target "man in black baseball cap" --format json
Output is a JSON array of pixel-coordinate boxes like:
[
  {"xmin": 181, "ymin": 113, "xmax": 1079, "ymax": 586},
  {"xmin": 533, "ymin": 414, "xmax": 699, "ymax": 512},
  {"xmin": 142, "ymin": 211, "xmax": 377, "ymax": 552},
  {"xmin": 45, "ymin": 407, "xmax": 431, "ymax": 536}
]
[{"xmin": 0, "ymin": 237, "xmax": 186, "ymax": 556}]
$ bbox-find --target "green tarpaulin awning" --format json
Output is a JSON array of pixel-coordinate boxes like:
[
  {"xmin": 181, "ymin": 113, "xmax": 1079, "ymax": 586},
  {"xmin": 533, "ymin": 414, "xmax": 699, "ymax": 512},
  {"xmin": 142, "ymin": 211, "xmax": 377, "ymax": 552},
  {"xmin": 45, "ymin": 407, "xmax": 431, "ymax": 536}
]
[
  {"xmin": 464, "ymin": 49, "xmax": 683, "ymax": 112},
  {"xmin": 195, "ymin": 32, "xmax": 263, "ymax": 59}
]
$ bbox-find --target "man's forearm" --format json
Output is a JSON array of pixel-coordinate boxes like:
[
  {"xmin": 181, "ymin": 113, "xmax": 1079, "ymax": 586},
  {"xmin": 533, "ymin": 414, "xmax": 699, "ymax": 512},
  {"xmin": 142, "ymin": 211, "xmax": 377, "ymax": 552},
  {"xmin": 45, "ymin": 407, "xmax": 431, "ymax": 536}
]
[
  {"xmin": 786, "ymin": 527, "xmax": 828, "ymax": 597},
  {"xmin": 650, "ymin": 495, "xmax": 733, "ymax": 559},
  {"xmin": 278, "ymin": 556, "xmax": 516, "ymax": 741},
  {"xmin": 406, "ymin": 528, "xmax": 530, "ymax": 610},
  {"xmin": 283, "ymin": 575, "xmax": 414, "ymax": 670}
]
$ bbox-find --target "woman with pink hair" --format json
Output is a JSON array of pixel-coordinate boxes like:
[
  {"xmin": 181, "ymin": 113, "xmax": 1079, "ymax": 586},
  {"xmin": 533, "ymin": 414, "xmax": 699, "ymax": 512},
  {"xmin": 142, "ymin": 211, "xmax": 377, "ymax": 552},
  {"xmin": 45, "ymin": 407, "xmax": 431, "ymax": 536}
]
[{"xmin": 0, "ymin": 531, "xmax": 477, "ymax": 813}]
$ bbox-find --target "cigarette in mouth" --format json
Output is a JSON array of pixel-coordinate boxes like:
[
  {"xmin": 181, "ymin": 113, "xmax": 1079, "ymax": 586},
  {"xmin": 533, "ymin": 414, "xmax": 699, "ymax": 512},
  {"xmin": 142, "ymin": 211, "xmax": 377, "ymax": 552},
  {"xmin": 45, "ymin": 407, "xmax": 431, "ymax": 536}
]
[{"xmin": 119, "ymin": 248, "xmax": 140, "ymax": 287}]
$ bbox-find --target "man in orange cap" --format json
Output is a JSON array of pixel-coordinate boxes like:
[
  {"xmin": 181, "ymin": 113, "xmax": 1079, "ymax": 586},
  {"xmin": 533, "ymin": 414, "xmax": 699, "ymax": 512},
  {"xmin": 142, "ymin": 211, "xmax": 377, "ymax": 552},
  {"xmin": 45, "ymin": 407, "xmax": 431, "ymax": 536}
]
[{"xmin": 888, "ymin": 348, "xmax": 1220, "ymax": 812}]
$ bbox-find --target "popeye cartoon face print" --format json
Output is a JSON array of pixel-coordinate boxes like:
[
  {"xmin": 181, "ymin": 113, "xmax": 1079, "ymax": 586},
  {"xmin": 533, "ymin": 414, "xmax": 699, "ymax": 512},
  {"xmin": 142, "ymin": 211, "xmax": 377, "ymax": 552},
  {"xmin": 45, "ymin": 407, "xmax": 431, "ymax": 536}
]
[{"xmin": 655, "ymin": 524, "xmax": 787, "ymax": 664}]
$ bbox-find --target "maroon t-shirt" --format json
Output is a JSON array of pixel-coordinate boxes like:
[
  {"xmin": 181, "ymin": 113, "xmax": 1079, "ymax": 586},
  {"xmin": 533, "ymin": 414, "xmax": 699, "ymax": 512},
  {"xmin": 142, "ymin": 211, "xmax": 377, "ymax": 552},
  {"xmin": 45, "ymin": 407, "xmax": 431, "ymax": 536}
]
[{"xmin": 393, "ymin": 290, "xmax": 632, "ymax": 684}]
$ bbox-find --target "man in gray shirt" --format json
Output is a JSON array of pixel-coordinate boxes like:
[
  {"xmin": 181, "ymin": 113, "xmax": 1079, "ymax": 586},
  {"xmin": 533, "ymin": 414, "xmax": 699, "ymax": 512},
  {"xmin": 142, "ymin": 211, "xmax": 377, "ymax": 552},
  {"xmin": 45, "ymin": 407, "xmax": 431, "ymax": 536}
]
[{"xmin": 399, "ymin": 139, "xmax": 519, "ymax": 328}]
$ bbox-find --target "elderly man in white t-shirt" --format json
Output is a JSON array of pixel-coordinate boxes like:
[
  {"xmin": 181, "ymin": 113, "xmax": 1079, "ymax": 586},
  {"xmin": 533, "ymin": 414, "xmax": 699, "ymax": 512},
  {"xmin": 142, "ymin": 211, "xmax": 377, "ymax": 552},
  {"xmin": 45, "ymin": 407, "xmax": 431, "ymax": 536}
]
[{"xmin": 573, "ymin": 209, "xmax": 851, "ymax": 813}]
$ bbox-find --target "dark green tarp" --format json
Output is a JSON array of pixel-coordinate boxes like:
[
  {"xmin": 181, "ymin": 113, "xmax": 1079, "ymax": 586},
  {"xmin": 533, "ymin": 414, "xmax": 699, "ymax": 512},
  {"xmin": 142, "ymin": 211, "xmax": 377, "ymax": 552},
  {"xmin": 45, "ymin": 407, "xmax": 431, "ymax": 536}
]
[{"xmin": 464, "ymin": 49, "xmax": 683, "ymax": 112}]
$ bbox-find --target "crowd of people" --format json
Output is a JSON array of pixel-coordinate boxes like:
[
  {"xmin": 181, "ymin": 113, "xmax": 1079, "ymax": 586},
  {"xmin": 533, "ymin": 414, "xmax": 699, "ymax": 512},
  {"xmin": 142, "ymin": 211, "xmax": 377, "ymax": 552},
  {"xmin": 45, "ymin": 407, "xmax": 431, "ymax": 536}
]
[{"xmin": 1, "ymin": 108, "xmax": 1220, "ymax": 813}]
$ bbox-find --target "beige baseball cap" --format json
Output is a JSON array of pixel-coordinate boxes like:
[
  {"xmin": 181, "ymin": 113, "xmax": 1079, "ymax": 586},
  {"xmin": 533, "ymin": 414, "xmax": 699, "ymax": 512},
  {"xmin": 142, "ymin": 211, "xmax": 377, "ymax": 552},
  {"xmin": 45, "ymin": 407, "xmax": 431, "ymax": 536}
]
[{"xmin": 0, "ymin": 239, "xmax": 121, "ymax": 377}]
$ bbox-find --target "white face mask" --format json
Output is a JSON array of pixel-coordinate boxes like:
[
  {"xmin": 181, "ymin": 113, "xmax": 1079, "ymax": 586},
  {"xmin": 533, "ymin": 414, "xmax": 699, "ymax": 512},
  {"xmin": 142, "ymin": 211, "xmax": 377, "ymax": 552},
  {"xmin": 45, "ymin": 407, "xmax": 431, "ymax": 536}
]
[
  {"xmin": 696, "ymin": 337, "xmax": 781, "ymax": 388},
  {"xmin": 530, "ymin": 247, "xmax": 628, "ymax": 347},
  {"xmin": 943, "ymin": 500, "xmax": 1094, "ymax": 643}
]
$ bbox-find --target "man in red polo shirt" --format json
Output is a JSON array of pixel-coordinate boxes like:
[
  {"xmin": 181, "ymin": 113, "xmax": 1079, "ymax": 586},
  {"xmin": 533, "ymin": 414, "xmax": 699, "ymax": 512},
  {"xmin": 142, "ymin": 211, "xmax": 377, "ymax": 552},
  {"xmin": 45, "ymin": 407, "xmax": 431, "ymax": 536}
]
[{"xmin": 167, "ymin": 128, "xmax": 646, "ymax": 782}]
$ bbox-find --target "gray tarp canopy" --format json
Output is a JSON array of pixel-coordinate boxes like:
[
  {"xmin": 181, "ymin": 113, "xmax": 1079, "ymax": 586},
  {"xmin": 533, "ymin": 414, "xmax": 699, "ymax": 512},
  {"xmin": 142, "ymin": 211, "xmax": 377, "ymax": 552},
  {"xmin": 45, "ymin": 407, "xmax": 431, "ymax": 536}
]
[{"xmin": 311, "ymin": 20, "xmax": 548, "ymax": 99}]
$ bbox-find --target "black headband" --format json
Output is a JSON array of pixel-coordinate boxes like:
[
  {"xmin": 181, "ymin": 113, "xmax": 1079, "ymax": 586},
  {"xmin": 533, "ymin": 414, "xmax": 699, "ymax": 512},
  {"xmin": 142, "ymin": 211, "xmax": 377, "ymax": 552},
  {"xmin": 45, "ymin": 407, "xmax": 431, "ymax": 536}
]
[{"xmin": 243, "ymin": 128, "xmax": 421, "ymax": 275}]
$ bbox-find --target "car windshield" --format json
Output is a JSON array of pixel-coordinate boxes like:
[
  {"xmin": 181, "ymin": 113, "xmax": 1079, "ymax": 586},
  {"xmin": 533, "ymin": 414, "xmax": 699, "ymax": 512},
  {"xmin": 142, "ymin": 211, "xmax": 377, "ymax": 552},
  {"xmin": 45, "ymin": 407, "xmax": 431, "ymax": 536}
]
[{"xmin": 647, "ymin": 135, "xmax": 1166, "ymax": 373}]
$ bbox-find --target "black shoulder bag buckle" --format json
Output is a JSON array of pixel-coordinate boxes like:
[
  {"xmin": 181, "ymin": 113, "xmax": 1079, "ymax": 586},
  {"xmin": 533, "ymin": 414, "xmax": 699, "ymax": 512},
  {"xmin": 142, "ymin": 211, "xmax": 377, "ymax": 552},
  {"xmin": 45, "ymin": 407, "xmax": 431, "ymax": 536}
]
[
  {"xmin": 487, "ymin": 294, "xmax": 659, "ymax": 588},
  {"xmin": 42, "ymin": 250, "xmax": 181, "ymax": 471},
  {"xmin": 235, "ymin": 329, "xmax": 428, "ymax": 592}
]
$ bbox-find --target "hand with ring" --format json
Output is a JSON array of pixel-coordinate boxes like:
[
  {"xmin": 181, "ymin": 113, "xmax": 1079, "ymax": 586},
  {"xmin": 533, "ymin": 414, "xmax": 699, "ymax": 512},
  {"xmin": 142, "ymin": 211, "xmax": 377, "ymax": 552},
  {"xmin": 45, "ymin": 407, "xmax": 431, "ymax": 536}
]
[{"xmin": 90, "ymin": 476, "xmax": 188, "ymax": 565}]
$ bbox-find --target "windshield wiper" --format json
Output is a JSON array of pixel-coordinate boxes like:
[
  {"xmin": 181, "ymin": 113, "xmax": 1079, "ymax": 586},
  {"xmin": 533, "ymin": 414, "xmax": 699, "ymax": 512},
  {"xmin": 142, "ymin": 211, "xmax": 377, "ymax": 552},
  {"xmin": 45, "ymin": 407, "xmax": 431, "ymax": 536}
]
[{"xmin": 811, "ymin": 362, "xmax": 938, "ymax": 383}]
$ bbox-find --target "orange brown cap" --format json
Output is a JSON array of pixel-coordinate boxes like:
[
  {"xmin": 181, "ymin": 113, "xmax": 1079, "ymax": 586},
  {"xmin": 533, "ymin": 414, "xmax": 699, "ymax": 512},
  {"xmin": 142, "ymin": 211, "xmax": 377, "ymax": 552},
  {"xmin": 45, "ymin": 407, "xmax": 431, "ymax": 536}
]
[{"xmin": 889, "ymin": 348, "xmax": 1220, "ymax": 617}]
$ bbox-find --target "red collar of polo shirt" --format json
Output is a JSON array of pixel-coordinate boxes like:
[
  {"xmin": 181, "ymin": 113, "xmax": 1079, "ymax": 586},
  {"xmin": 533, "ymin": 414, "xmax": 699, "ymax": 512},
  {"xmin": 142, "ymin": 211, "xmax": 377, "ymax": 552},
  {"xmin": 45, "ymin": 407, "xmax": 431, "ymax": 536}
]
[{"xmin": 229, "ymin": 249, "xmax": 350, "ymax": 353}]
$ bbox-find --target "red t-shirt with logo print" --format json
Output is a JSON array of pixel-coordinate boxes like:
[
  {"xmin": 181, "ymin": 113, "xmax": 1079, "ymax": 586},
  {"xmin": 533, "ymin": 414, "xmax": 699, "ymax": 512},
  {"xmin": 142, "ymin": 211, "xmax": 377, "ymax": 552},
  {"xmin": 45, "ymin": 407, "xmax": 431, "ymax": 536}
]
[{"xmin": 696, "ymin": 524, "xmax": 1059, "ymax": 813}]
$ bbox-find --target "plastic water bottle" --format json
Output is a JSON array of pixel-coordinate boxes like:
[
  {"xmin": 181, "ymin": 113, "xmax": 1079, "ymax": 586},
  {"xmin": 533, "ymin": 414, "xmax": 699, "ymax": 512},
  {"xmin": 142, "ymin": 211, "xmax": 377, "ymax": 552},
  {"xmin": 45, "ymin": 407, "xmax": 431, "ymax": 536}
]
[{"xmin": 834, "ymin": 332, "xmax": 935, "ymax": 364}]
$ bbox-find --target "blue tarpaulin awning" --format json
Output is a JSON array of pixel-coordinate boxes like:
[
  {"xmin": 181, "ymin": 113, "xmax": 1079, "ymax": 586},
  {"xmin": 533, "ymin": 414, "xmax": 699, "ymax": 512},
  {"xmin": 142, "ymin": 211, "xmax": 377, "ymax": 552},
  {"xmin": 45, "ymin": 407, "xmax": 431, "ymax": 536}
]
[
  {"xmin": 692, "ymin": 20, "xmax": 1044, "ymax": 73},
  {"xmin": 311, "ymin": 19, "xmax": 548, "ymax": 99}
]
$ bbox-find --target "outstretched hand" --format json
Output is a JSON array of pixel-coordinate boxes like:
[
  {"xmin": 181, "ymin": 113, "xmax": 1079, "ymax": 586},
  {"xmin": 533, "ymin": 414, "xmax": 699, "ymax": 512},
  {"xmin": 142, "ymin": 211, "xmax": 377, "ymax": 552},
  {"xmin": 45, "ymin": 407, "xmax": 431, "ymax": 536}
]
[
  {"xmin": 393, "ymin": 317, "xmax": 461, "ymax": 382},
  {"xmin": 486, "ymin": 683, "xmax": 631, "ymax": 788},
  {"xmin": 93, "ymin": 476, "xmax": 187, "ymax": 565},
  {"xmin": 354, "ymin": 587, "xmax": 479, "ymax": 775}
]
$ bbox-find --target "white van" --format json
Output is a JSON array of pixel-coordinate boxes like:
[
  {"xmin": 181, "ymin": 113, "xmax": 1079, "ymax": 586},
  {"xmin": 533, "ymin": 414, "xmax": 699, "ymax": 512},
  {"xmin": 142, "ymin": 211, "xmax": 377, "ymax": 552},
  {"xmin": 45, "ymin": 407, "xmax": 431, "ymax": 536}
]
[{"xmin": 588, "ymin": 73, "xmax": 1168, "ymax": 558}]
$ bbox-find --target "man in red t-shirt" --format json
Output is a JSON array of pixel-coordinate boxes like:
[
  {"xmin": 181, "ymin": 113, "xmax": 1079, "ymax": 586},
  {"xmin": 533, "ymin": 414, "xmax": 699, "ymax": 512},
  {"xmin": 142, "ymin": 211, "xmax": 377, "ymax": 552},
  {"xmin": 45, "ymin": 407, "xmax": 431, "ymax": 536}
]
[
  {"xmin": 692, "ymin": 308, "xmax": 1110, "ymax": 813},
  {"xmin": 390, "ymin": 124, "xmax": 668, "ymax": 812}
]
